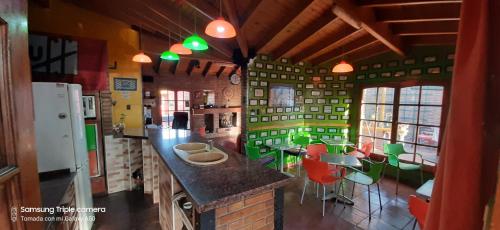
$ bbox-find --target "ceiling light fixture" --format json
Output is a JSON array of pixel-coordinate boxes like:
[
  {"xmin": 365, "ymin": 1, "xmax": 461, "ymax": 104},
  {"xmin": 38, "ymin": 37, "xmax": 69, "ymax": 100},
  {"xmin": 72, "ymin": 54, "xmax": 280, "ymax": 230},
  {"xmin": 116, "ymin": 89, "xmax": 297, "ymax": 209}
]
[
  {"xmin": 332, "ymin": 60, "xmax": 353, "ymax": 73},
  {"xmin": 132, "ymin": 27, "xmax": 152, "ymax": 63},
  {"xmin": 161, "ymin": 32, "xmax": 180, "ymax": 61},
  {"xmin": 170, "ymin": 10, "xmax": 192, "ymax": 55},
  {"xmin": 183, "ymin": 14, "xmax": 208, "ymax": 50},
  {"xmin": 205, "ymin": 0, "xmax": 236, "ymax": 38}
]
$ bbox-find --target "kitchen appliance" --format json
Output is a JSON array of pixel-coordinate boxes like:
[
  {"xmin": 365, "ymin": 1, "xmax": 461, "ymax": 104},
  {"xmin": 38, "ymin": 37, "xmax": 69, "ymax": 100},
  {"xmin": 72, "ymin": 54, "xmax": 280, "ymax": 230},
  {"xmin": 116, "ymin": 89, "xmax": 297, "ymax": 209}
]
[{"xmin": 32, "ymin": 82, "xmax": 94, "ymax": 230}]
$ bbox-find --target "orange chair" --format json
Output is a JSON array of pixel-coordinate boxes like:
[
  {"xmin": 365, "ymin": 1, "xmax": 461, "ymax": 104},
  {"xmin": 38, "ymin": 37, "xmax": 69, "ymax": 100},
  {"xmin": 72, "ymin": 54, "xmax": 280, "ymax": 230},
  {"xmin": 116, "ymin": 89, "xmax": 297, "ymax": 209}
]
[
  {"xmin": 300, "ymin": 157, "xmax": 344, "ymax": 216},
  {"xmin": 408, "ymin": 195, "xmax": 429, "ymax": 229},
  {"xmin": 347, "ymin": 141, "xmax": 373, "ymax": 160},
  {"xmin": 307, "ymin": 144, "xmax": 343, "ymax": 175}
]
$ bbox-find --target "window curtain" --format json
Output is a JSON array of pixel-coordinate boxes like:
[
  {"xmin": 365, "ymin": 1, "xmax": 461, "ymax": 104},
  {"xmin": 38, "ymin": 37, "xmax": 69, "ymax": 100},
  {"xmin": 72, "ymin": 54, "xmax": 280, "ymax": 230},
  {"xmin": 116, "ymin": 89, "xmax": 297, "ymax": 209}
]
[{"xmin": 425, "ymin": 0, "xmax": 500, "ymax": 229}]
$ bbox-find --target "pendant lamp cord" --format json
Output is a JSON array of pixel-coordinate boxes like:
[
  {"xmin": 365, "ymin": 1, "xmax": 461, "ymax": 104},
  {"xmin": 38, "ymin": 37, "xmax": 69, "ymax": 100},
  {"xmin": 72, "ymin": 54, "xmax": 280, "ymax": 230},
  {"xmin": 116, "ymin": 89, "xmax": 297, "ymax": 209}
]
[
  {"xmin": 219, "ymin": 0, "xmax": 222, "ymax": 17},
  {"xmin": 139, "ymin": 27, "xmax": 142, "ymax": 50}
]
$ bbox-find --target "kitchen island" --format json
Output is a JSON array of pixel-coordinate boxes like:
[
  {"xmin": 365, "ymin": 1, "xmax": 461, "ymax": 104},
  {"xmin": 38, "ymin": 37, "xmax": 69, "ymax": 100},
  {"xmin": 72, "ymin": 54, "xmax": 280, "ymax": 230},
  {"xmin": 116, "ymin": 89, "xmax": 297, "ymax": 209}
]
[{"xmin": 145, "ymin": 128, "xmax": 290, "ymax": 230}]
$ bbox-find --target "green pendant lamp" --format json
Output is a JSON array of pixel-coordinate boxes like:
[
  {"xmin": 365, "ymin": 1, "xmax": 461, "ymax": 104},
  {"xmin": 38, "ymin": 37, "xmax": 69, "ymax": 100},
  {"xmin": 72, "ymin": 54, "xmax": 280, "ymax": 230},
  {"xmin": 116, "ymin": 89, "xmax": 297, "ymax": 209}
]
[
  {"xmin": 183, "ymin": 14, "xmax": 208, "ymax": 51},
  {"xmin": 161, "ymin": 32, "xmax": 180, "ymax": 61}
]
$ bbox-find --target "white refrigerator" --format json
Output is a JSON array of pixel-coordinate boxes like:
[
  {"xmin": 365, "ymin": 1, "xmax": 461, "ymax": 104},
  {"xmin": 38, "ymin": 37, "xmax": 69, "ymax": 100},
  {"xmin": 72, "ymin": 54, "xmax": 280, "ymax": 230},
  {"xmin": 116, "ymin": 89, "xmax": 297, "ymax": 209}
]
[{"xmin": 32, "ymin": 82, "xmax": 94, "ymax": 230}]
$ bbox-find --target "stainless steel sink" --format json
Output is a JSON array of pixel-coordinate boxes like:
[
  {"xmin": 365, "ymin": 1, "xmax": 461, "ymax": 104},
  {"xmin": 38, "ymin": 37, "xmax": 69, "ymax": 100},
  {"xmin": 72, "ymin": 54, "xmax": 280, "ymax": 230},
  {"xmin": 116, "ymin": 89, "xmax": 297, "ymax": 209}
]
[{"xmin": 173, "ymin": 143, "xmax": 228, "ymax": 166}]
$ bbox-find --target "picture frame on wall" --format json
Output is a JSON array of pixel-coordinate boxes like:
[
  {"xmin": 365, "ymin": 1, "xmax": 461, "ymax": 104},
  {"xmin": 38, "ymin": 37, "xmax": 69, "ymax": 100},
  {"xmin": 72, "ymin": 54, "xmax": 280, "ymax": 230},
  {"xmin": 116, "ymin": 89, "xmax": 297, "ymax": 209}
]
[
  {"xmin": 259, "ymin": 72, "xmax": 267, "ymax": 78},
  {"xmin": 310, "ymin": 106, "xmax": 319, "ymax": 112},
  {"xmin": 298, "ymin": 114, "xmax": 304, "ymax": 119},
  {"xmin": 255, "ymin": 62, "xmax": 263, "ymax": 68},
  {"xmin": 249, "ymin": 133, "xmax": 257, "ymax": 139},
  {"xmin": 305, "ymin": 68, "xmax": 314, "ymax": 74},
  {"xmin": 338, "ymin": 90, "xmax": 347, "ymax": 96},
  {"xmin": 317, "ymin": 98, "xmax": 326, "ymax": 104},
  {"xmin": 345, "ymin": 83, "xmax": 354, "ymax": 88},
  {"xmin": 356, "ymin": 75, "xmax": 366, "ymax": 80},
  {"xmin": 260, "ymin": 131, "xmax": 268, "ymax": 137},
  {"xmin": 336, "ymin": 107, "xmax": 346, "ymax": 112},
  {"xmin": 447, "ymin": 53, "xmax": 455, "ymax": 60},
  {"xmin": 277, "ymin": 65, "xmax": 283, "ymax": 71},
  {"xmin": 410, "ymin": 68, "xmax": 422, "ymax": 76},
  {"xmin": 266, "ymin": 108, "xmax": 274, "ymax": 113},
  {"xmin": 254, "ymin": 88, "xmax": 264, "ymax": 97},
  {"xmin": 311, "ymin": 90, "xmax": 321, "ymax": 96},
  {"xmin": 325, "ymin": 90, "xmax": 333, "ymax": 96},
  {"xmin": 296, "ymin": 90, "xmax": 303, "ymax": 96},
  {"xmin": 270, "ymin": 73, "xmax": 278, "ymax": 79},
  {"xmin": 368, "ymin": 73, "xmax": 377, "ymax": 79},
  {"xmin": 266, "ymin": 64, "xmax": 274, "ymax": 70},
  {"xmin": 297, "ymin": 83, "xmax": 303, "ymax": 88},
  {"xmin": 272, "ymin": 115, "xmax": 279, "ymax": 121},
  {"xmin": 344, "ymin": 98, "xmax": 353, "ymax": 104},
  {"xmin": 304, "ymin": 114, "xmax": 313, "ymax": 119},
  {"xmin": 325, "ymin": 76, "xmax": 333, "ymax": 81},
  {"xmin": 372, "ymin": 63, "xmax": 382, "ymax": 69},
  {"xmin": 318, "ymin": 83, "xmax": 326, "ymax": 89},
  {"xmin": 319, "ymin": 68, "xmax": 328, "ymax": 74},
  {"xmin": 249, "ymin": 71, "xmax": 257, "ymax": 77},
  {"xmin": 387, "ymin": 60, "xmax": 399, "ymax": 67},
  {"xmin": 305, "ymin": 98, "xmax": 313, "ymax": 104},
  {"xmin": 328, "ymin": 128, "xmax": 337, "ymax": 133},
  {"xmin": 260, "ymin": 55, "xmax": 269, "ymax": 61},
  {"xmin": 289, "ymin": 114, "xmax": 296, "ymax": 120},
  {"xmin": 339, "ymin": 75, "xmax": 348, "ymax": 81},
  {"xmin": 394, "ymin": 70, "xmax": 406, "ymax": 77},
  {"xmin": 270, "ymin": 130, "xmax": 278, "ymax": 136},
  {"xmin": 342, "ymin": 115, "xmax": 350, "ymax": 120},
  {"xmin": 294, "ymin": 68, "xmax": 301, "ymax": 73},
  {"xmin": 249, "ymin": 99, "xmax": 258, "ymax": 105},
  {"xmin": 260, "ymin": 81, "xmax": 268, "ymax": 87},
  {"xmin": 298, "ymin": 75, "xmax": 304, "ymax": 81},
  {"xmin": 285, "ymin": 66, "xmax": 292, "ymax": 72},
  {"xmin": 261, "ymin": 116, "xmax": 269, "ymax": 122},
  {"xmin": 250, "ymin": 117, "xmax": 258, "ymax": 123},
  {"xmin": 381, "ymin": 72, "xmax": 391, "ymax": 78},
  {"xmin": 255, "ymin": 140, "xmax": 263, "ymax": 145},
  {"xmin": 427, "ymin": 66, "xmax": 441, "ymax": 74},
  {"xmin": 332, "ymin": 83, "xmax": 340, "ymax": 88},
  {"xmin": 404, "ymin": 58, "xmax": 416, "ymax": 65},
  {"xmin": 250, "ymin": 81, "xmax": 258, "ymax": 86},
  {"xmin": 360, "ymin": 65, "xmax": 368, "ymax": 71},
  {"xmin": 290, "ymin": 75, "xmax": 297, "ymax": 80},
  {"xmin": 324, "ymin": 105, "xmax": 332, "ymax": 113},
  {"xmin": 281, "ymin": 58, "xmax": 288, "ymax": 63},
  {"xmin": 280, "ymin": 129, "xmax": 287, "ymax": 135},
  {"xmin": 259, "ymin": 99, "xmax": 267, "ymax": 105},
  {"xmin": 329, "ymin": 115, "xmax": 338, "ymax": 120},
  {"xmin": 317, "ymin": 115, "xmax": 325, "ymax": 120},
  {"xmin": 424, "ymin": 56, "xmax": 437, "ymax": 63},
  {"xmin": 281, "ymin": 115, "xmax": 288, "ymax": 120},
  {"xmin": 280, "ymin": 74, "xmax": 287, "ymax": 80},
  {"xmin": 285, "ymin": 107, "xmax": 292, "ymax": 113},
  {"xmin": 276, "ymin": 107, "xmax": 284, "ymax": 113},
  {"xmin": 305, "ymin": 84, "xmax": 314, "ymax": 89},
  {"xmin": 330, "ymin": 98, "xmax": 339, "ymax": 104}
]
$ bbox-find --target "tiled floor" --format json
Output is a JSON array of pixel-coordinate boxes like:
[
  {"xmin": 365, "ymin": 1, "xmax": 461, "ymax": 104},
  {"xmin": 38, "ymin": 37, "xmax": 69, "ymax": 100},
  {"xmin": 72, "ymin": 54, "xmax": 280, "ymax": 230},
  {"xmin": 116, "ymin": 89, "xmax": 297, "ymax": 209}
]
[{"xmin": 92, "ymin": 170, "xmax": 421, "ymax": 230}]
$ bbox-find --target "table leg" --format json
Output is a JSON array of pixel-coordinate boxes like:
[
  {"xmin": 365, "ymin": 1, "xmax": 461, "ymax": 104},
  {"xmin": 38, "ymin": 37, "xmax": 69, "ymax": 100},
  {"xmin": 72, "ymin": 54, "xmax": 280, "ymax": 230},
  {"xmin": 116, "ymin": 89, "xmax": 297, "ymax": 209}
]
[{"xmin": 280, "ymin": 149, "xmax": 294, "ymax": 177}]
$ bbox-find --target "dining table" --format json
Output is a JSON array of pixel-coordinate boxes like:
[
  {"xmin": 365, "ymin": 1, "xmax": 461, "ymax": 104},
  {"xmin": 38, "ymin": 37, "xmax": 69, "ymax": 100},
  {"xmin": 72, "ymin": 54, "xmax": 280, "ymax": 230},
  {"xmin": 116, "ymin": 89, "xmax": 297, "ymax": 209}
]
[
  {"xmin": 416, "ymin": 179, "xmax": 434, "ymax": 199},
  {"xmin": 320, "ymin": 154, "xmax": 362, "ymax": 205},
  {"xmin": 320, "ymin": 139, "xmax": 355, "ymax": 154},
  {"xmin": 266, "ymin": 142, "xmax": 301, "ymax": 177}
]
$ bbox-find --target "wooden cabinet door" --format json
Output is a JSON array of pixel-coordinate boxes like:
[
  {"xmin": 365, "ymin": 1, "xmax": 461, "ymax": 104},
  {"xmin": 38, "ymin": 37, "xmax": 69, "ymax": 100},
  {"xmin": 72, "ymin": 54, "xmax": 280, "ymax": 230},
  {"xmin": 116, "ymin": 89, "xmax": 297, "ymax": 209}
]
[{"xmin": 0, "ymin": 0, "xmax": 42, "ymax": 229}]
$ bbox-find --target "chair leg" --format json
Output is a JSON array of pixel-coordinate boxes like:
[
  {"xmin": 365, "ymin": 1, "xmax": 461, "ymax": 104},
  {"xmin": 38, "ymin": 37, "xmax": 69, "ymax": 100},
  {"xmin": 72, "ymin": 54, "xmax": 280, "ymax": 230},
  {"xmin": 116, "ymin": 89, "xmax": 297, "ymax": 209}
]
[
  {"xmin": 396, "ymin": 167, "xmax": 400, "ymax": 195},
  {"xmin": 316, "ymin": 183, "xmax": 319, "ymax": 198},
  {"xmin": 377, "ymin": 183, "xmax": 382, "ymax": 210},
  {"xmin": 300, "ymin": 179, "xmax": 308, "ymax": 204},
  {"xmin": 368, "ymin": 185, "xmax": 372, "ymax": 220},
  {"xmin": 298, "ymin": 156, "xmax": 301, "ymax": 176},
  {"xmin": 322, "ymin": 185, "xmax": 326, "ymax": 217},
  {"xmin": 420, "ymin": 167, "xmax": 424, "ymax": 185},
  {"xmin": 340, "ymin": 180, "xmax": 346, "ymax": 209},
  {"xmin": 351, "ymin": 182, "xmax": 356, "ymax": 199},
  {"xmin": 412, "ymin": 218, "xmax": 417, "ymax": 230}
]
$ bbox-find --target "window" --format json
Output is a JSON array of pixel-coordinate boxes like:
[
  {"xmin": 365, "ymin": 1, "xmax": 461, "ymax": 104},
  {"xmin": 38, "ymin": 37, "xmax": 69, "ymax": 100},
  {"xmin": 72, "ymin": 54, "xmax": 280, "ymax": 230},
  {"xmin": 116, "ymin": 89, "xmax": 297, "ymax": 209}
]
[
  {"xmin": 358, "ymin": 84, "xmax": 446, "ymax": 165},
  {"xmin": 160, "ymin": 90, "xmax": 190, "ymax": 128}
]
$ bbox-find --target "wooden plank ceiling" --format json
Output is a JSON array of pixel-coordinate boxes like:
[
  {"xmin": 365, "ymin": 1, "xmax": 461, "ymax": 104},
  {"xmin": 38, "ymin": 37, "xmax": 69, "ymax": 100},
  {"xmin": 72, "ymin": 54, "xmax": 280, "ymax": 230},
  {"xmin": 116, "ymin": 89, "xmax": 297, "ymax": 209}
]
[{"xmin": 69, "ymin": 0, "xmax": 461, "ymax": 68}]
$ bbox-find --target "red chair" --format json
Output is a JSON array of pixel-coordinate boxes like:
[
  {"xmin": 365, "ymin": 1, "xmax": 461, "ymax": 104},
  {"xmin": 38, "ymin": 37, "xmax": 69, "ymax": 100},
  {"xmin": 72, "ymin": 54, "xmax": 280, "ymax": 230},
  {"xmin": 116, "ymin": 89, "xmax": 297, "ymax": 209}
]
[
  {"xmin": 408, "ymin": 195, "xmax": 429, "ymax": 229},
  {"xmin": 300, "ymin": 157, "xmax": 344, "ymax": 216},
  {"xmin": 307, "ymin": 144, "xmax": 344, "ymax": 175},
  {"xmin": 347, "ymin": 141, "xmax": 373, "ymax": 160}
]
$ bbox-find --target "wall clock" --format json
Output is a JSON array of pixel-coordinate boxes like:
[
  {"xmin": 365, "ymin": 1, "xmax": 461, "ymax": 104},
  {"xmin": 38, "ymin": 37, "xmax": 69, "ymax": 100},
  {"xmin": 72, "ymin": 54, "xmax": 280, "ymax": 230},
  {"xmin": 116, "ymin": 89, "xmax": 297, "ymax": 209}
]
[{"xmin": 230, "ymin": 74, "xmax": 240, "ymax": 85}]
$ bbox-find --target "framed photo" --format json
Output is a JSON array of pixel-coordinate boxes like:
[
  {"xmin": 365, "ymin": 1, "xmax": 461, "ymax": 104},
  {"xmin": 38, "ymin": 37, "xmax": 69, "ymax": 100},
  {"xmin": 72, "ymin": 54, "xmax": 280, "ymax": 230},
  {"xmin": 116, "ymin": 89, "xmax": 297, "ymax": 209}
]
[
  {"xmin": 260, "ymin": 55, "xmax": 269, "ymax": 61},
  {"xmin": 305, "ymin": 68, "xmax": 314, "ymax": 74},
  {"xmin": 250, "ymin": 117, "xmax": 258, "ymax": 123},
  {"xmin": 255, "ymin": 140, "xmax": 263, "ymax": 145},
  {"xmin": 311, "ymin": 90, "xmax": 321, "ymax": 96},
  {"xmin": 387, "ymin": 60, "xmax": 399, "ymax": 67},
  {"xmin": 328, "ymin": 128, "xmax": 337, "ymax": 133},
  {"xmin": 294, "ymin": 107, "xmax": 300, "ymax": 112},
  {"xmin": 304, "ymin": 114, "xmax": 313, "ymax": 119},
  {"xmin": 260, "ymin": 81, "xmax": 268, "ymax": 87},
  {"xmin": 249, "ymin": 71, "xmax": 257, "ymax": 77},
  {"xmin": 318, "ymin": 68, "xmax": 327, "ymax": 74},
  {"xmin": 446, "ymin": 65, "xmax": 453, "ymax": 72},
  {"xmin": 394, "ymin": 70, "xmax": 406, "ymax": 77},
  {"xmin": 424, "ymin": 56, "xmax": 437, "ymax": 63},
  {"xmin": 274, "ymin": 138, "xmax": 282, "ymax": 145},
  {"xmin": 329, "ymin": 115, "xmax": 338, "ymax": 120},
  {"xmin": 280, "ymin": 74, "xmax": 287, "ymax": 80},
  {"xmin": 356, "ymin": 75, "xmax": 366, "ymax": 80},
  {"xmin": 259, "ymin": 99, "xmax": 267, "ymax": 105},
  {"xmin": 297, "ymin": 83, "xmax": 303, "ymax": 88},
  {"xmin": 304, "ymin": 98, "xmax": 314, "ymax": 104},
  {"xmin": 344, "ymin": 98, "xmax": 353, "ymax": 104},
  {"xmin": 360, "ymin": 65, "xmax": 369, "ymax": 71},
  {"xmin": 294, "ymin": 68, "xmax": 301, "ymax": 73},
  {"xmin": 281, "ymin": 58, "xmax": 288, "ymax": 63},
  {"xmin": 298, "ymin": 75, "xmax": 304, "ymax": 81},
  {"xmin": 270, "ymin": 73, "xmax": 278, "ymax": 79},
  {"xmin": 255, "ymin": 62, "xmax": 263, "ymax": 68},
  {"xmin": 280, "ymin": 129, "xmax": 287, "ymax": 135},
  {"xmin": 312, "ymin": 76, "xmax": 321, "ymax": 82},
  {"xmin": 250, "ymin": 109, "xmax": 258, "ymax": 116},
  {"xmin": 368, "ymin": 73, "xmax": 377, "ymax": 79},
  {"xmin": 317, "ymin": 98, "xmax": 326, "ymax": 104},
  {"xmin": 324, "ymin": 105, "xmax": 332, "ymax": 113},
  {"xmin": 249, "ymin": 99, "xmax": 258, "ymax": 105},
  {"xmin": 447, "ymin": 53, "xmax": 455, "ymax": 60},
  {"xmin": 289, "ymin": 114, "xmax": 296, "ymax": 120},
  {"xmin": 285, "ymin": 66, "xmax": 292, "ymax": 72},
  {"xmin": 265, "ymin": 139, "xmax": 273, "ymax": 145},
  {"xmin": 427, "ymin": 66, "xmax": 441, "ymax": 74},
  {"xmin": 332, "ymin": 83, "xmax": 340, "ymax": 88},
  {"xmin": 114, "ymin": 78, "xmax": 137, "ymax": 91},
  {"xmin": 285, "ymin": 107, "xmax": 292, "ymax": 113},
  {"xmin": 345, "ymin": 83, "xmax": 354, "ymax": 88},
  {"xmin": 249, "ymin": 133, "xmax": 257, "ymax": 139},
  {"xmin": 336, "ymin": 107, "xmax": 346, "ymax": 112},
  {"xmin": 254, "ymin": 88, "xmax": 264, "ymax": 97},
  {"xmin": 266, "ymin": 64, "xmax": 274, "ymax": 70},
  {"xmin": 372, "ymin": 63, "xmax": 382, "ymax": 69},
  {"xmin": 325, "ymin": 76, "xmax": 333, "ymax": 81},
  {"xmin": 281, "ymin": 115, "xmax": 288, "ymax": 120},
  {"xmin": 272, "ymin": 115, "xmax": 279, "ymax": 121},
  {"xmin": 342, "ymin": 115, "xmax": 350, "ymax": 120},
  {"xmin": 304, "ymin": 127, "xmax": 312, "ymax": 132},
  {"xmin": 317, "ymin": 128, "xmax": 325, "ymax": 133},
  {"xmin": 259, "ymin": 72, "xmax": 267, "ymax": 78},
  {"xmin": 270, "ymin": 130, "xmax": 278, "ymax": 136},
  {"xmin": 250, "ymin": 81, "xmax": 258, "ymax": 86},
  {"xmin": 261, "ymin": 116, "xmax": 269, "ymax": 122},
  {"xmin": 290, "ymin": 75, "xmax": 296, "ymax": 80},
  {"xmin": 276, "ymin": 107, "xmax": 284, "ymax": 113},
  {"xmin": 298, "ymin": 61, "xmax": 305, "ymax": 66},
  {"xmin": 297, "ymin": 114, "xmax": 304, "ymax": 119},
  {"xmin": 339, "ymin": 75, "xmax": 348, "ymax": 81},
  {"xmin": 310, "ymin": 106, "xmax": 319, "ymax": 112},
  {"xmin": 305, "ymin": 84, "xmax": 314, "ymax": 89},
  {"xmin": 410, "ymin": 68, "xmax": 422, "ymax": 76},
  {"xmin": 338, "ymin": 90, "xmax": 347, "ymax": 96},
  {"xmin": 404, "ymin": 59, "xmax": 416, "ymax": 65},
  {"xmin": 277, "ymin": 65, "xmax": 283, "ymax": 71},
  {"xmin": 266, "ymin": 108, "xmax": 274, "ymax": 113},
  {"xmin": 325, "ymin": 90, "xmax": 333, "ymax": 96},
  {"xmin": 381, "ymin": 72, "xmax": 391, "ymax": 78},
  {"xmin": 296, "ymin": 90, "xmax": 303, "ymax": 96},
  {"xmin": 330, "ymin": 98, "xmax": 339, "ymax": 104},
  {"xmin": 316, "ymin": 115, "xmax": 325, "ymax": 120},
  {"xmin": 318, "ymin": 83, "xmax": 326, "ymax": 89}
]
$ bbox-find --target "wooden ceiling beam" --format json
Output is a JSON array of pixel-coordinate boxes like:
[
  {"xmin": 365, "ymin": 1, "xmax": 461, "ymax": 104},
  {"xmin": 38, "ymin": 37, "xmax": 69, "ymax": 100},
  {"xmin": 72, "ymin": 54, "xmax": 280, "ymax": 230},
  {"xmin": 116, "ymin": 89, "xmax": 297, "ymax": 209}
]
[
  {"xmin": 202, "ymin": 61, "xmax": 212, "ymax": 77},
  {"xmin": 331, "ymin": 0, "xmax": 405, "ymax": 56},
  {"xmin": 291, "ymin": 22, "xmax": 357, "ymax": 63},
  {"xmin": 251, "ymin": 0, "xmax": 315, "ymax": 51},
  {"xmin": 358, "ymin": 0, "xmax": 462, "ymax": 8},
  {"xmin": 186, "ymin": 59, "xmax": 201, "ymax": 76},
  {"xmin": 216, "ymin": 66, "xmax": 226, "ymax": 78},
  {"xmin": 223, "ymin": 0, "xmax": 249, "ymax": 58},
  {"xmin": 311, "ymin": 33, "xmax": 377, "ymax": 65},
  {"xmin": 238, "ymin": 0, "xmax": 263, "ymax": 26},
  {"xmin": 271, "ymin": 12, "xmax": 337, "ymax": 60},
  {"xmin": 347, "ymin": 42, "xmax": 389, "ymax": 63},
  {"xmin": 392, "ymin": 21, "xmax": 459, "ymax": 35},
  {"xmin": 376, "ymin": 4, "xmax": 461, "ymax": 23},
  {"xmin": 182, "ymin": 0, "xmax": 218, "ymax": 20}
]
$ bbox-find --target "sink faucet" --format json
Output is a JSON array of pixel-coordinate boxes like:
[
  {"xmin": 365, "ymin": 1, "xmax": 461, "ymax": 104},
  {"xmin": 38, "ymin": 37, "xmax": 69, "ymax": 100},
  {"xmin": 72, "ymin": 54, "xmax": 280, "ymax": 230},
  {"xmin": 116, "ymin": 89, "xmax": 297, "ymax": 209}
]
[{"xmin": 207, "ymin": 140, "xmax": 214, "ymax": 151}]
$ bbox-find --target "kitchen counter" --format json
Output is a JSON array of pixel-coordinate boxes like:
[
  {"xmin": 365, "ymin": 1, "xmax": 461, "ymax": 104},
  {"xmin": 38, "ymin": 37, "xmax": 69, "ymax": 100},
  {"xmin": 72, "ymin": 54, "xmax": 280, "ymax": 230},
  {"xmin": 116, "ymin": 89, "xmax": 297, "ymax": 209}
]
[
  {"xmin": 148, "ymin": 128, "xmax": 290, "ymax": 212},
  {"xmin": 39, "ymin": 170, "xmax": 76, "ymax": 209}
]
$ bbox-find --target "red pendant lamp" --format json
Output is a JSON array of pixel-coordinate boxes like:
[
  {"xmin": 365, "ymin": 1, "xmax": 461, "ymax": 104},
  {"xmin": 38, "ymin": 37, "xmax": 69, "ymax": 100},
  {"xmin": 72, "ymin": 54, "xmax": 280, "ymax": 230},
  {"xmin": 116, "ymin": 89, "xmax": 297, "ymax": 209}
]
[
  {"xmin": 132, "ymin": 27, "xmax": 152, "ymax": 63},
  {"xmin": 205, "ymin": 0, "xmax": 236, "ymax": 38},
  {"xmin": 332, "ymin": 60, "xmax": 353, "ymax": 73},
  {"xmin": 170, "ymin": 11, "xmax": 192, "ymax": 55}
]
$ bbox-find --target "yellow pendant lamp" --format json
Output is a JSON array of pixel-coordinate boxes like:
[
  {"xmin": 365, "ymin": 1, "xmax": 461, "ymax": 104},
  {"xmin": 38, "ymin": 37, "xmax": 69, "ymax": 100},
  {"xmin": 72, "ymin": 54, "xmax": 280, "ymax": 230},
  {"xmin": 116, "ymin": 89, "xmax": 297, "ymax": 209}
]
[
  {"xmin": 132, "ymin": 27, "xmax": 152, "ymax": 63},
  {"xmin": 205, "ymin": 0, "xmax": 236, "ymax": 38}
]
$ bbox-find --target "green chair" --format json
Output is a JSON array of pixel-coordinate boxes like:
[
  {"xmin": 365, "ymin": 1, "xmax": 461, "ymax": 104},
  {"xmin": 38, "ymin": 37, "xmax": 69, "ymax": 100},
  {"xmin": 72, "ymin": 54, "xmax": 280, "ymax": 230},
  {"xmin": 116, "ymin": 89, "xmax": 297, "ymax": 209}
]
[
  {"xmin": 245, "ymin": 144, "xmax": 278, "ymax": 170},
  {"xmin": 284, "ymin": 135, "xmax": 310, "ymax": 175},
  {"xmin": 384, "ymin": 144, "xmax": 424, "ymax": 195},
  {"xmin": 344, "ymin": 159, "xmax": 386, "ymax": 219}
]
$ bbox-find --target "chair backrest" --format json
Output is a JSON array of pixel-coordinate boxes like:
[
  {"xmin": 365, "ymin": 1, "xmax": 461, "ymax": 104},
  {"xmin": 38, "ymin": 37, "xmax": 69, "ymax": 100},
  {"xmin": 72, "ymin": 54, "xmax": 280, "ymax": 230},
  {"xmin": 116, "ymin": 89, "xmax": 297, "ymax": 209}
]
[
  {"xmin": 293, "ymin": 135, "xmax": 310, "ymax": 148},
  {"xmin": 306, "ymin": 144, "xmax": 327, "ymax": 160},
  {"xmin": 302, "ymin": 157, "xmax": 330, "ymax": 184},
  {"xmin": 360, "ymin": 141, "xmax": 373, "ymax": 158},
  {"xmin": 244, "ymin": 144, "xmax": 260, "ymax": 161},
  {"xmin": 408, "ymin": 195, "xmax": 429, "ymax": 229},
  {"xmin": 384, "ymin": 144, "xmax": 405, "ymax": 166},
  {"xmin": 366, "ymin": 160, "xmax": 386, "ymax": 183}
]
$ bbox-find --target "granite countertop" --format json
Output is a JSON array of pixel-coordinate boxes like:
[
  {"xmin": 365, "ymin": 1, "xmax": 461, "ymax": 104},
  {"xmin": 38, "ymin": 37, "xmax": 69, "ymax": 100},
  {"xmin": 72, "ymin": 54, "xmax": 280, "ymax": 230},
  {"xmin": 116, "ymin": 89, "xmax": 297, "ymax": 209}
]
[
  {"xmin": 39, "ymin": 170, "xmax": 76, "ymax": 209},
  {"xmin": 148, "ymin": 128, "xmax": 291, "ymax": 212}
]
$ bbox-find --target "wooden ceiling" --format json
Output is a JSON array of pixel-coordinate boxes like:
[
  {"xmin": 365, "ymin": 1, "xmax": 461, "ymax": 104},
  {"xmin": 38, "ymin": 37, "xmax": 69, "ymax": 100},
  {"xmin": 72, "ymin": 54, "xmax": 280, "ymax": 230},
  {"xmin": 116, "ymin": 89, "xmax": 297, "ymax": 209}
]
[{"xmin": 68, "ymin": 0, "xmax": 461, "ymax": 66}]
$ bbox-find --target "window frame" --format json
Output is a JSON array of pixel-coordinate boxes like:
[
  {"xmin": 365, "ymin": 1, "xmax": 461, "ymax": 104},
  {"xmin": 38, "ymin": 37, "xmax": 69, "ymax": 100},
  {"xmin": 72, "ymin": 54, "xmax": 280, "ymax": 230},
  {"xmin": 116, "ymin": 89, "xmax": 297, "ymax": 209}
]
[
  {"xmin": 160, "ymin": 89, "xmax": 191, "ymax": 129},
  {"xmin": 356, "ymin": 79, "xmax": 450, "ymax": 163}
]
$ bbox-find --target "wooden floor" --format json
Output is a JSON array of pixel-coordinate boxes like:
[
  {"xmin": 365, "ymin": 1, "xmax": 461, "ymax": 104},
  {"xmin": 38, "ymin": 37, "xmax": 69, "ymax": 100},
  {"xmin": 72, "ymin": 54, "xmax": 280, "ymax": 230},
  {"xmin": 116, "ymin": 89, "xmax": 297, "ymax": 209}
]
[{"xmin": 93, "ymin": 169, "xmax": 421, "ymax": 230}]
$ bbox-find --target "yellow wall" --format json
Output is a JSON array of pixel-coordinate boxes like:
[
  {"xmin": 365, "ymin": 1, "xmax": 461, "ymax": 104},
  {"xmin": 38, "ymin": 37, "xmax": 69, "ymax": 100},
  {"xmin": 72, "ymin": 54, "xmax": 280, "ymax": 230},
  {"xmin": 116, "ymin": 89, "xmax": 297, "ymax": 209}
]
[{"xmin": 28, "ymin": 0, "xmax": 143, "ymax": 129}]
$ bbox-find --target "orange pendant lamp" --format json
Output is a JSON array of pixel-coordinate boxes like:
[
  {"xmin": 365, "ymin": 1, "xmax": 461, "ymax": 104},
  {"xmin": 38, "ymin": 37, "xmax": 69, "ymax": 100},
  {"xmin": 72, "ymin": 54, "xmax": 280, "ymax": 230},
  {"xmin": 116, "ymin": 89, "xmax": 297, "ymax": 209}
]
[
  {"xmin": 332, "ymin": 60, "xmax": 353, "ymax": 73},
  {"xmin": 205, "ymin": 0, "xmax": 236, "ymax": 38},
  {"xmin": 132, "ymin": 27, "xmax": 152, "ymax": 63},
  {"xmin": 170, "ymin": 12, "xmax": 192, "ymax": 55}
]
